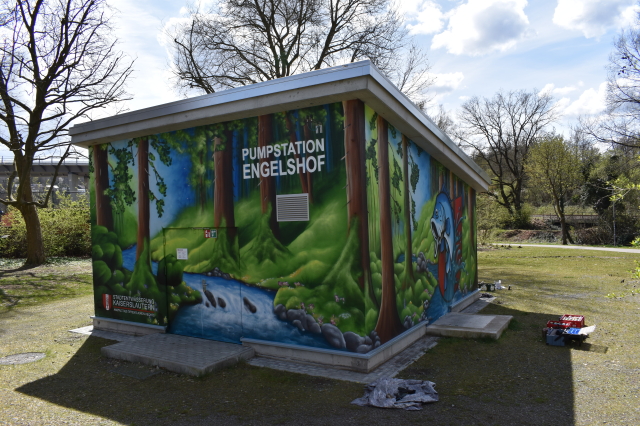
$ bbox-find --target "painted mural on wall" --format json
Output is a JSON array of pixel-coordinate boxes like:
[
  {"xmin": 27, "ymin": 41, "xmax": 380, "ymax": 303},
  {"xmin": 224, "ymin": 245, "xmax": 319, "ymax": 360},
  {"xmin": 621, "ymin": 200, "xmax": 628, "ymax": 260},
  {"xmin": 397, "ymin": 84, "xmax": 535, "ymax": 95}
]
[{"xmin": 89, "ymin": 100, "xmax": 477, "ymax": 352}]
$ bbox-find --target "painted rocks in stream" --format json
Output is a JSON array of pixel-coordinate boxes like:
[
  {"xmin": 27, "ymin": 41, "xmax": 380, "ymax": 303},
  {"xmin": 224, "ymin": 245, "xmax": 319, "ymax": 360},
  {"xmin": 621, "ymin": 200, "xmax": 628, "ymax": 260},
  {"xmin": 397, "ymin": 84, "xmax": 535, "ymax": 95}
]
[
  {"xmin": 204, "ymin": 289, "xmax": 217, "ymax": 308},
  {"xmin": 416, "ymin": 252, "xmax": 428, "ymax": 273},
  {"xmin": 274, "ymin": 304, "xmax": 287, "ymax": 321},
  {"xmin": 321, "ymin": 324, "xmax": 346, "ymax": 349},
  {"xmin": 206, "ymin": 267, "xmax": 231, "ymax": 280},
  {"xmin": 305, "ymin": 314, "xmax": 321, "ymax": 334},
  {"xmin": 272, "ymin": 304, "xmax": 376, "ymax": 352},
  {"xmin": 345, "ymin": 331, "xmax": 380, "ymax": 353},
  {"xmin": 217, "ymin": 297, "xmax": 226, "ymax": 308},
  {"xmin": 243, "ymin": 297, "xmax": 257, "ymax": 313},
  {"xmin": 403, "ymin": 316, "xmax": 414, "ymax": 330}
]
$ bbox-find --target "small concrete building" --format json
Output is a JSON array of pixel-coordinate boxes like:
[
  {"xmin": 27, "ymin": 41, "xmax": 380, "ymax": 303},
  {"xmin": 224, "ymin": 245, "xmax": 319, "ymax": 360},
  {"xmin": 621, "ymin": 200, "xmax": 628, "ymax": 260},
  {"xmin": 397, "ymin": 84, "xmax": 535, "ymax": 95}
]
[{"xmin": 71, "ymin": 61, "xmax": 490, "ymax": 371}]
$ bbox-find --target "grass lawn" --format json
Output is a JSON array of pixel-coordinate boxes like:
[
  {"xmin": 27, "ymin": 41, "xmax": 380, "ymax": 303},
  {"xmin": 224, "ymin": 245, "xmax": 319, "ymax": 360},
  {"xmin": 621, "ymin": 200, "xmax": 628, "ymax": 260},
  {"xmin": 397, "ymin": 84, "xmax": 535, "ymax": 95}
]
[
  {"xmin": 1, "ymin": 247, "xmax": 639, "ymax": 425},
  {"xmin": 0, "ymin": 258, "xmax": 93, "ymax": 314}
]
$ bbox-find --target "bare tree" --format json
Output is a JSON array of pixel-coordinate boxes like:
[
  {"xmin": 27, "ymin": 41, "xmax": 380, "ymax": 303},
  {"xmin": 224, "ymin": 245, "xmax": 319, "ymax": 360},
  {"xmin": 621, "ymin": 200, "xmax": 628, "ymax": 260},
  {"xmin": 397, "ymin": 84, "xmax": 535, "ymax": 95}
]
[
  {"xmin": 166, "ymin": 0, "xmax": 432, "ymax": 104},
  {"xmin": 429, "ymin": 104, "xmax": 454, "ymax": 137},
  {"xmin": 581, "ymin": 13, "xmax": 640, "ymax": 148},
  {"xmin": 0, "ymin": 0, "xmax": 133, "ymax": 265},
  {"xmin": 457, "ymin": 90, "xmax": 558, "ymax": 225}
]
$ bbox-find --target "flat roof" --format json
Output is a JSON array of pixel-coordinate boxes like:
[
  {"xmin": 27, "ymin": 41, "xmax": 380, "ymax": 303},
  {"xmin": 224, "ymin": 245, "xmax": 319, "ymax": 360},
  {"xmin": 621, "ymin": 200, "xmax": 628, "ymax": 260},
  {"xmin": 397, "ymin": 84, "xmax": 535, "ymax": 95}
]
[{"xmin": 70, "ymin": 60, "xmax": 490, "ymax": 191}]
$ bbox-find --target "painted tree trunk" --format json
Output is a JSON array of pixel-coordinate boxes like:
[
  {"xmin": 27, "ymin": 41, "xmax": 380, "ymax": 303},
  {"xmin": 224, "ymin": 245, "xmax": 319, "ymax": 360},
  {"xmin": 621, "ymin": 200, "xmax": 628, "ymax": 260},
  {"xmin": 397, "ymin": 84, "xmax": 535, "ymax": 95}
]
[
  {"xmin": 214, "ymin": 131, "xmax": 236, "ymax": 240},
  {"xmin": 375, "ymin": 115, "xmax": 404, "ymax": 343},
  {"xmin": 402, "ymin": 135, "xmax": 413, "ymax": 285},
  {"xmin": 199, "ymin": 149, "xmax": 207, "ymax": 211},
  {"xmin": 258, "ymin": 115, "xmax": 279, "ymax": 239},
  {"xmin": 136, "ymin": 138, "xmax": 150, "ymax": 262},
  {"xmin": 343, "ymin": 99, "xmax": 375, "ymax": 304},
  {"xmin": 302, "ymin": 119, "xmax": 314, "ymax": 204},
  {"xmin": 93, "ymin": 145, "xmax": 113, "ymax": 230},
  {"xmin": 450, "ymin": 171, "xmax": 454, "ymax": 198},
  {"xmin": 284, "ymin": 112, "xmax": 309, "ymax": 195},
  {"xmin": 468, "ymin": 187, "xmax": 477, "ymax": 285}
]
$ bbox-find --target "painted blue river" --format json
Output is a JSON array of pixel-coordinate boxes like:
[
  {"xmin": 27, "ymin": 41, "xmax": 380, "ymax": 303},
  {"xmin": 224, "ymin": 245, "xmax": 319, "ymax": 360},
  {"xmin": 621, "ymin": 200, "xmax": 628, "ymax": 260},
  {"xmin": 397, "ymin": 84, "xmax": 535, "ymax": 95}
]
[{"xmin": 121, "ymin": 246, "xmax": 334, "ymax": 349}]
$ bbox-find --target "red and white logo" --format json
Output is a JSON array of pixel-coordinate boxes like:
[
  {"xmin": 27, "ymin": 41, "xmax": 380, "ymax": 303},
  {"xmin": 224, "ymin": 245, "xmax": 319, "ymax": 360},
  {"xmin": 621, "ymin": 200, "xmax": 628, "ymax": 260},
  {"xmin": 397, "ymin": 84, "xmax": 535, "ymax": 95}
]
[{"xmin": 102, "ymin": 294, "xmax": 112, "ymax": 311}]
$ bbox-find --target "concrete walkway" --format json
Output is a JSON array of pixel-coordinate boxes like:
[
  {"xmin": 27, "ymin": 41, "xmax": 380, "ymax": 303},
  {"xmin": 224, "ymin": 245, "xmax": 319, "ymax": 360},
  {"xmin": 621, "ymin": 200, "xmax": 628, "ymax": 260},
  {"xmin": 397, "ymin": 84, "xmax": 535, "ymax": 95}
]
[
  {"xmin": 78, "ymin": 296, "xmax": 500, "ymax": 382},
  {"xmin": 493, "ymin": 243, "xmax": 640, "ymax": 254},
  {"xmin": 100, "ymin": 333, "xmax": 255, "ymax": 376}
]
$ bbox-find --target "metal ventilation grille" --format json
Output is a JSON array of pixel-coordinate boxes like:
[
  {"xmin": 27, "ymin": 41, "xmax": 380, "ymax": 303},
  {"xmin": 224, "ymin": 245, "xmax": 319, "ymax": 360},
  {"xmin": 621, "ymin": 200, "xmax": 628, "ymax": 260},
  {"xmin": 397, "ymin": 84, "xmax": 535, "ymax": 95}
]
[{"xmin": 276, "ymin": 193, "xmax": 309, "ymax": 222}]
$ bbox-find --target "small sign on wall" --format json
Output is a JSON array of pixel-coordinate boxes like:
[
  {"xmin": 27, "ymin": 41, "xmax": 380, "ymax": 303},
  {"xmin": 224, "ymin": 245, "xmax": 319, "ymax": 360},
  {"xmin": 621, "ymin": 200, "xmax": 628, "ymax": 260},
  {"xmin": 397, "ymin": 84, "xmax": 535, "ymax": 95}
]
[
  {"xmin": 176, "ymin": 248, "xmax": 188, "ymax": 260},
  {"xmin": 204, "ymin": 229, "xmax": 217, "ymax": 238}
]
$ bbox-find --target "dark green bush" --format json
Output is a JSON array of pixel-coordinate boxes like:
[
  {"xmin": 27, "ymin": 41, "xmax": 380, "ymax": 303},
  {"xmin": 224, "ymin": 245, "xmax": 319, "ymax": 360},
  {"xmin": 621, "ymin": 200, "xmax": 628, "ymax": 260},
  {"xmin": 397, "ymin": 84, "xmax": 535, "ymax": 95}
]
[{"xmin": 0, "ymin": 193, "xmax": 91, "ymax": 258}]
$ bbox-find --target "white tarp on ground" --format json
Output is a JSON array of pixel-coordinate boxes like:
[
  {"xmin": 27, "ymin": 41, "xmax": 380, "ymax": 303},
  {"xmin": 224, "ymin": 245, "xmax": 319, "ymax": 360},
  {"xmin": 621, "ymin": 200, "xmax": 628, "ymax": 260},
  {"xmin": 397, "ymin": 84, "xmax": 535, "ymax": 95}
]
[{"xmin": 351, "ymin": 377, "xmax": 438, "ymax": 410}]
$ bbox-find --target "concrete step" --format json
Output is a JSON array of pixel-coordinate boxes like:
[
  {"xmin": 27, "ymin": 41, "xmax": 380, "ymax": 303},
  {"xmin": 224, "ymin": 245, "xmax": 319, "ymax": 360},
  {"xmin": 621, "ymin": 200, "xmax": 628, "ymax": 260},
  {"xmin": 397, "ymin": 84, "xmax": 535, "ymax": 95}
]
[
  {"xmin": 101, "ymin": 333, "xmax": 254, "ymax": 376},
  {"xmin": 425, "ymin": 313, "xmax": 512, "ymax": 340}
]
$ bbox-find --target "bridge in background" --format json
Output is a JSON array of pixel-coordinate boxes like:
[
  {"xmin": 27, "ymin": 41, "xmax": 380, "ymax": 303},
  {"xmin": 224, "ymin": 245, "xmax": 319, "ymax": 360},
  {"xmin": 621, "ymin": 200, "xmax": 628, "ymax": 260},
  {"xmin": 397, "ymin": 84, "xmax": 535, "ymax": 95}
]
[
  {"xmin": 0, "ymin": 158, "xmax": 90, "ymax": 208},
  {"xmin": 531, "ymin": 214, "xmax": 599, "ymax": 227}
]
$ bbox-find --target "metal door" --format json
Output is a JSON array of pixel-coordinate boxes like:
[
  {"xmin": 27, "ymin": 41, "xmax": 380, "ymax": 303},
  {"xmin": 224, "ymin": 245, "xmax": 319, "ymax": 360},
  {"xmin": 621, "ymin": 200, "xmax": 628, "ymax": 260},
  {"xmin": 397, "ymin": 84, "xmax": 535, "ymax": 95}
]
[{"xmin": 162, "ymin": 227, "xmax": 243, "ymax": 343}]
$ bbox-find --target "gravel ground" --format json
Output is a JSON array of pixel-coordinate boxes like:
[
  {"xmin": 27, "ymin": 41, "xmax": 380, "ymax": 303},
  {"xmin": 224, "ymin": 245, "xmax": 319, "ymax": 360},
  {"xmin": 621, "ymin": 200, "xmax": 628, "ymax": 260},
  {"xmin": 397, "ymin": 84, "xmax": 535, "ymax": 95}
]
[{"xmin": 1, "ymin": 248, "xmax": 639, "ymax": 425}]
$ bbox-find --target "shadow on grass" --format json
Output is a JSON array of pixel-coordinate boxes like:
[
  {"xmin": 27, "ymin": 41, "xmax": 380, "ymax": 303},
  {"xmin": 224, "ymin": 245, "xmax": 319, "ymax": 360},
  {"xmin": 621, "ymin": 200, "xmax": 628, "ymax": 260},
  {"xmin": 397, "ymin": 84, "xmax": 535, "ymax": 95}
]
[
  {"xmin": 0, "ymin": 263, "xmax": 40, "ymax": 277},
  {"xmin": 16, "ymin": 335, "xmax": 365, "ymax": 426},
  {"xmin": 398, "ymin": 302, "xmax": 608, "ymax": 425},
  {"xmin": 15, "ymin": 302, "xmax": 609, "ymax": 425},
  {"xmin": 0, "ymin": 274, "xmax": 92, "ymax": 314}
]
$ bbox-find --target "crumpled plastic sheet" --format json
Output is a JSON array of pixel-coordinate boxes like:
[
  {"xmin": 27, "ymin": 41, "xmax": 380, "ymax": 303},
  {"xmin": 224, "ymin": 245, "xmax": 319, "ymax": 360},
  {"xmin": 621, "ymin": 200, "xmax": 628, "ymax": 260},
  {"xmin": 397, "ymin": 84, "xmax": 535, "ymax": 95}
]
[{"xmin": 351, "ymin": 377, "xmax": 438, "ymax": 411}]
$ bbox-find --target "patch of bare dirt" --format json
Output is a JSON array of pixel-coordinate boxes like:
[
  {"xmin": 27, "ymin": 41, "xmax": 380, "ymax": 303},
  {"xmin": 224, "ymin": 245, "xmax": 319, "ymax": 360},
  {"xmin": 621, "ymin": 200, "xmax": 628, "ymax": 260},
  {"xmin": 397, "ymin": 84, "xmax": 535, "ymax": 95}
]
[{"xmin": 499, "ymin": 229, "xmax": 561, "ymax": 243}]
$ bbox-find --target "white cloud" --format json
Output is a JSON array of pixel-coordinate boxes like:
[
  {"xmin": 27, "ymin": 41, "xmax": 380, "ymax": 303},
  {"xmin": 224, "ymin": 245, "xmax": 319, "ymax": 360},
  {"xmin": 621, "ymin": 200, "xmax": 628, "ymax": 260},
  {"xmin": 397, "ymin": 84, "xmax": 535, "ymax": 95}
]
[
  {"xmin": 555, "ymin": 97, "xmax": 572, "ymax": 112},
  {"xmin": 431, "ymin": 72, "xmax": 465, "ymax": 93},
  {"xmin": 540, "ymin": 83, "xmax": 578, "ymax": 96},
  {"xmin": 563, "ymin": 82, "xmax": 607, "ymax": 116},
  {"xmin": 402, "ymin": 1, "xmax": 445, "ymax": 35},
  {"xmin": 105, "ymin": 0, "xmax": 182, "ymax": 115},
  {"xmin": 553, "ymin": 0, "xmax": 639, "ymax": 38},
  {"xmin": 431, "ymin": 0, "xmax": 530, "ymax": 56}
]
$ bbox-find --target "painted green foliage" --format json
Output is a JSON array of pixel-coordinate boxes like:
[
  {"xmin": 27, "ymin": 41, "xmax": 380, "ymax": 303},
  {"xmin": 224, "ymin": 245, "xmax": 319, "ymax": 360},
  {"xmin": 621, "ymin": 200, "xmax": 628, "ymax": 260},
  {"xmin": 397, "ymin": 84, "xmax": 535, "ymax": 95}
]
[{"xmin": 89, "ymin": 100, "xmax": 477, "ymax": 347}]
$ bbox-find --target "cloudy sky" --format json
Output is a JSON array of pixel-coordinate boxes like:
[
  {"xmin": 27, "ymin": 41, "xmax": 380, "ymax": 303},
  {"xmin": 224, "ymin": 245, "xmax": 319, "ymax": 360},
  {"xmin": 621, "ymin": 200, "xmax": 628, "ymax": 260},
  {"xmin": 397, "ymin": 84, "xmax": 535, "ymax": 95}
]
[{"xmin": 2, "ymin": 0, "xmax": 637, "ymax": 159}]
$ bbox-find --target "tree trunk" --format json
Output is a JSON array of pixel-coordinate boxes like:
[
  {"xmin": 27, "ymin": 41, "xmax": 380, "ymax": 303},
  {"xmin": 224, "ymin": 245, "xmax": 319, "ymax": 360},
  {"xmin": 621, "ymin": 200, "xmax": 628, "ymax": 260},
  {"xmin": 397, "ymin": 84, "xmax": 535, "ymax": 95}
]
[
  {"xmin": 402, "ymin": 136, "xmax": 413, "ymax": 286},
  {"xmin": 343, "ymin": 100, "xmax": 375, "ymax": 305},
  {"xmin": 551, "ymin": 191, "xmax": 569, "ymax": 245},
  {"xmin": 214, "ymin": 131, "xmax": 236, "ymax": 240},
  {"xmin": 375, "ymin": 115, "xmax": 404, "ymax": 343},
  {"xmin": 22, "ymin": 203, "xmax": 46, "ymax": 265},
  {"xmin": 284, "ymin": 112, "xmax": 309, "ymax": 195},
  {"xmin": 559, "ymin": 214, "xmax": 568, "ymax": 245},
  {"xmin": 136, "ymin": 138, "xmax": 150, "ymax": 262},
  {"xmin": 258, "ymin": 115, "xmax": 279, "ymax": 239},
  {"xmin": 93, "ymin": 145, "xmax": 113, "ymax": 230}
]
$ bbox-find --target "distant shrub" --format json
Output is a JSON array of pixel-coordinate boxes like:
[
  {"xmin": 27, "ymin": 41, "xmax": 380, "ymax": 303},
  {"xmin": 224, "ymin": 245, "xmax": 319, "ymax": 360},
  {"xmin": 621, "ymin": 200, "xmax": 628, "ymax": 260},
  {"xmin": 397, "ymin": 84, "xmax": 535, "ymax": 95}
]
[
  {"xmin": 0, "ymin": 193, "xmax": 91, "ymax": 258},
  {"xmin": 496, "ymin": 204, "xmax": 532, "ymax": 229}
]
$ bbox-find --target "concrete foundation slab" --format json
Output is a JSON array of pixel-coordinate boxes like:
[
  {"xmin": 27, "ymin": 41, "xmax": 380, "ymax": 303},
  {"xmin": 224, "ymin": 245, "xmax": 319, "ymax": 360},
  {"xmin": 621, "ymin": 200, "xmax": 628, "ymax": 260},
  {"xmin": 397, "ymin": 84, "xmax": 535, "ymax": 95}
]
[
  {"xmin": 241, "ymin": 319, "xmax": 428, "ymax": 373},
  {"xmin": 425, "ymin": 313, "xmax": 512, "ymax": 340},
  {"xmin": 101, "ymin": 333, "xmax": 254, "ymax": 376},
  {"xmin": 70, "ymin": 325, "xmax": 133, "ymax": 342},
  {"xmin": 92, "ymin": 316, "xmax": 165, "ymax": 336},
  {"xmin": 248, "ymin": 336, "xmax": 439, "ymax": 383},
  {"xmin": 95, "ymin": 297, "xmax": 502, "ymax": 379},
  {"xmin": 450, "ymin": 290, "xmax": 481, "ymax": 312}
]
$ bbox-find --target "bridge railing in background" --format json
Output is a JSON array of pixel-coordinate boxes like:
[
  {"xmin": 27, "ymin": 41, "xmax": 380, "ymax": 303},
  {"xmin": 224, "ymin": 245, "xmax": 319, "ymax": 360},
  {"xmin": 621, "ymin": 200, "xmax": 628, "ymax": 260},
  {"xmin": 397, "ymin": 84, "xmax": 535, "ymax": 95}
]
[{"xmin": 531, "ymin": 214, "xmax": 600, "ymax": 226}]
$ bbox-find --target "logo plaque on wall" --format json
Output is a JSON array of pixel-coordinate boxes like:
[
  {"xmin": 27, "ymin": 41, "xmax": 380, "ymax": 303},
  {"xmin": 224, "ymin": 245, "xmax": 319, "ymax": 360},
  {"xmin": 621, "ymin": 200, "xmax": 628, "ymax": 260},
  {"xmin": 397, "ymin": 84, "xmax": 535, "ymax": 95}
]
[{"xmin": 102, "ymin": 294, "xmax": 112, "ymax": 311}]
